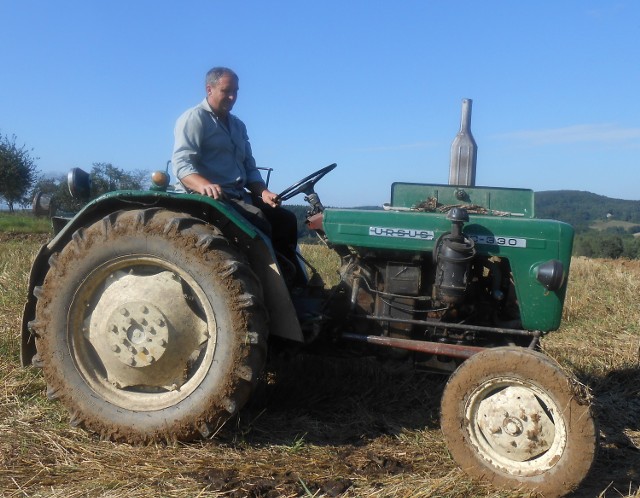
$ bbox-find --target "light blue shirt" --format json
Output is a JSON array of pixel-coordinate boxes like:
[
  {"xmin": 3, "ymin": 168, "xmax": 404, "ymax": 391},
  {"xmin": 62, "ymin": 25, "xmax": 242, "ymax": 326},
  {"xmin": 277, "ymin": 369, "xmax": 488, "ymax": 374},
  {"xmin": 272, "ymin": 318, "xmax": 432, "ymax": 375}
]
[{"xmin": 172, "ymin": 98, "xmax": 264, "ymax": 198}]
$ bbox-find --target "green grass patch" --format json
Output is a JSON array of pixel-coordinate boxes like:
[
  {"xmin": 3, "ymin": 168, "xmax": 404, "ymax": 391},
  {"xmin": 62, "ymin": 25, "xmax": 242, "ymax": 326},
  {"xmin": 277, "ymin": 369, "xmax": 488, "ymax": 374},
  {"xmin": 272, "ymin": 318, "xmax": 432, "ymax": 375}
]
[{"xmin": 0, "ymin": 212, "xmax": 52, "ymax": 233}]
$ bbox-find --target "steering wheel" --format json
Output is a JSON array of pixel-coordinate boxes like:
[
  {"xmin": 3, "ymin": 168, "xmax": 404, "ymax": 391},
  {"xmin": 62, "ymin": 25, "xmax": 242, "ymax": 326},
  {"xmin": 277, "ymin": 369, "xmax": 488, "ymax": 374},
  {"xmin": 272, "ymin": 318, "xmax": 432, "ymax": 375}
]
[{"xmin": 277, "ymin": 163, "xmax": 337, "ymax": 202}]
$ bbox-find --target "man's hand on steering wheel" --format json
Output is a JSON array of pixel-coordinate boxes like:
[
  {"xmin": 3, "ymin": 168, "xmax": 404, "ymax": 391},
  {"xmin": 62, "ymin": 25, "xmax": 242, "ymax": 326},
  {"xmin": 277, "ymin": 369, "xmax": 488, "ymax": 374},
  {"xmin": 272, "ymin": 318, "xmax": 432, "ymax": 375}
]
[
  {"xmin": 260, "ymin": 188, "xmax": 281, "ymax": 208},
  {"xmin": 248, "ymin": 181, "xmax": 281, "ymax": 208}
]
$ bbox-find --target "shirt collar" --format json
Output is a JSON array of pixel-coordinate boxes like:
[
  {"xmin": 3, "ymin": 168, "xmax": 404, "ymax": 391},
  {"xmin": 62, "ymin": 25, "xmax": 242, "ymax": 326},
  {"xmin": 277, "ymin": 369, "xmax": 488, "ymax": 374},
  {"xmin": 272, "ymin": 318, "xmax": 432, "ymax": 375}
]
[{"xmin": 199, "ymin": 98, "xmax": 233, "ymax": 124}]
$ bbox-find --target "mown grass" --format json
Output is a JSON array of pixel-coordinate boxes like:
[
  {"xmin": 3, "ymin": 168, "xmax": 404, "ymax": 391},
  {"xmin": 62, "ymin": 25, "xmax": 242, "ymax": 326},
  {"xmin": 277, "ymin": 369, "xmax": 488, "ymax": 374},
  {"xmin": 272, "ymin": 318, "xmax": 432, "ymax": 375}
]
[{"xmin": 0, "ymin": 238, "xmax": 638, "ymax": 497}]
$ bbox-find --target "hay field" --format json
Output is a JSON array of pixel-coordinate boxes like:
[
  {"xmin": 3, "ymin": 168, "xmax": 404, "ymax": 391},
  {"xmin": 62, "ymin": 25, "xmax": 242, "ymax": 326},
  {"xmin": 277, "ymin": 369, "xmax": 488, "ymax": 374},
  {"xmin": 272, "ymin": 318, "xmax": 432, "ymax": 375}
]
[{"xmin": 1, "ymin": 236, "xmax": 639, "ymax": 497}]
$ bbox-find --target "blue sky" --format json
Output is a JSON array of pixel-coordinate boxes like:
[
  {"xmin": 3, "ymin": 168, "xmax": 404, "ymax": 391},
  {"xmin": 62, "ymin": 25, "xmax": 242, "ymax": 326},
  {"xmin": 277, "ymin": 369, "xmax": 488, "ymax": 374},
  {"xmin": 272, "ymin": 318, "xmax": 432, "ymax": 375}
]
[{"xmin": 1, "ymin": 1, "xmax": 639, "ymax": 207}]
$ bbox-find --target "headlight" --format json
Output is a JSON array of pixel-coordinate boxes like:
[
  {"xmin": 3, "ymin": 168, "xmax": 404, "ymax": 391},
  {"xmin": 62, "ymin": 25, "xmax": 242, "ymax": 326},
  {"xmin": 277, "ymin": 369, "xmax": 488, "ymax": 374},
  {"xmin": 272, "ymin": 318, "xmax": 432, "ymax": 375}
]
[
  {"xmin": 67, "ymin": 168, "xmax": 92, "ymax": 200},
  {"xmin": 535, "ymin": 260, "xmax": 565, "ymax": 291}
]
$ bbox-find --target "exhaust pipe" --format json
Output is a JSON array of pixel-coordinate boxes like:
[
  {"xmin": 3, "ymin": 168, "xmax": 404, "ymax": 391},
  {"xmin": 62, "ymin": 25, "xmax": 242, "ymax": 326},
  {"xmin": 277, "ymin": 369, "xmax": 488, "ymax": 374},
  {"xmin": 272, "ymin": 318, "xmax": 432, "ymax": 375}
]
[{"xmin": 449, "ymin": 98, "xmax": 477, "ymax": 187}]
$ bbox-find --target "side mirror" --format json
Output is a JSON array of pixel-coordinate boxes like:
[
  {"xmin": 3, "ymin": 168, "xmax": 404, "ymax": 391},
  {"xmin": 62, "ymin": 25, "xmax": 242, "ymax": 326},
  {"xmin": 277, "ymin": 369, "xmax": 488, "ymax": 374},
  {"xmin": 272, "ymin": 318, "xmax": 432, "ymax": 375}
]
[{"xmin": 68, "ymin": 168, "xmax": 92, "ymax": 200}]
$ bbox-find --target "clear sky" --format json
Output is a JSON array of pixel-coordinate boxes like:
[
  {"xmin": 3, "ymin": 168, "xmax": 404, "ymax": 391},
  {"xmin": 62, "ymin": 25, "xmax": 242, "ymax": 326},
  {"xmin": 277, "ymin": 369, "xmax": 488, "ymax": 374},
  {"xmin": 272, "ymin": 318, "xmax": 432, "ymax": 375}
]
[{"xmin": 1, "ymin": 0, "xmax": 638, "ymax": 207}]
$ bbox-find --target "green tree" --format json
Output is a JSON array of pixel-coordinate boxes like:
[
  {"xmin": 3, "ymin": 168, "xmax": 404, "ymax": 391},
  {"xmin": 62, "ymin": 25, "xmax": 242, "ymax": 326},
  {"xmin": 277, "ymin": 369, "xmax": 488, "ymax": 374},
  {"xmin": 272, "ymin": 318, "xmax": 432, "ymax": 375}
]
[
  {"xmin": 573, "ymin": 233, "xmax": 594, "ymax": 257},
  {"xmin": 31, "ymin": 163, "xmax": 149, "ymax": 214},
  {"xmin": 622, "ymin": 237, "xmax": 640, "ymax": 259},
  {"xmin": 573, "ymin": 231, "xmax": 640, "ymax": 260},
  {"xmin": 598, "ymin": 234, "xmax": 624, "ymax": 259},
  {"xmin": 0, "ymin": 134, "xmax": 40, "ymax": 212},
  {"xmin": 30, "ymin": 173, "xmax": 81, "ymax": 214},
  {"xmin": 90, "ymin": 162, "xmax": 148, "ymax": 195}
]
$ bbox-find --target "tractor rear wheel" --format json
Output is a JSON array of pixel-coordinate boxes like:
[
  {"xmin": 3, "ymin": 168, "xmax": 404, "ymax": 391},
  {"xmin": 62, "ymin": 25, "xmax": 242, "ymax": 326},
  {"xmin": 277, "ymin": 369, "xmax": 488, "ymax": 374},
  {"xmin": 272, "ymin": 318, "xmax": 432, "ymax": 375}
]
[
  {"xmin": 440, "ymin": 346, "xmax": 596, "ymax": 497},
  {"xmin": 33, "ymin": 208, "xmax": 268, "ymax": 443}
]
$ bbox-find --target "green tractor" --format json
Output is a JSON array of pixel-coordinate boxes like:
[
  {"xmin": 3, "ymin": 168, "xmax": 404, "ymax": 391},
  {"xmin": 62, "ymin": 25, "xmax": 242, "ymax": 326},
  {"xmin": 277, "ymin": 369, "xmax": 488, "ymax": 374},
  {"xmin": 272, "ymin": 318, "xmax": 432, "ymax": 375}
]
[{"xmin": 22, "ymin": 100, "xmax": 596, "ymax": 497}]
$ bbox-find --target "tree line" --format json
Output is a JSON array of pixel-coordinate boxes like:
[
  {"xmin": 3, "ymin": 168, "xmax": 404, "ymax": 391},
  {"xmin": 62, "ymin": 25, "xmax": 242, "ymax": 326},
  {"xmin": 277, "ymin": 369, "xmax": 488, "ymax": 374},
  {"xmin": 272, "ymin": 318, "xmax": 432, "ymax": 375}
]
[
  {"xmin": 32, "ymin": 163, "xmax": 148, "ymax": 214},
  {"xmin": 536, "ymin": 190, "xmax": 640, "ymax": 259},
  {"xmin": 0, "ymin": 131, "xmax": 148, "ymax": 214},
  {"xmin": 3, "ymin": 131, "xmax": 639, "ymax": 259},
  {"xmin": 573, "ymin": 231, "xmax": 640, "ymax": 259}
]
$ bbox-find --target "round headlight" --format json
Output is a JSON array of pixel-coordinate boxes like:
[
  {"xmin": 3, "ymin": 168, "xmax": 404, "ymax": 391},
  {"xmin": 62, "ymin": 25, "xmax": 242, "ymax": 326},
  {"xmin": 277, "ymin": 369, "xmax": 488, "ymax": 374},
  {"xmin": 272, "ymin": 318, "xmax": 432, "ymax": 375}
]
[
  {"xmin": 67, "ymin": 168, "xmax": 92, "ymax": 200},
  {"xmin": 535, "ymin": 260, "xmax": 565, "ymax": 291}
]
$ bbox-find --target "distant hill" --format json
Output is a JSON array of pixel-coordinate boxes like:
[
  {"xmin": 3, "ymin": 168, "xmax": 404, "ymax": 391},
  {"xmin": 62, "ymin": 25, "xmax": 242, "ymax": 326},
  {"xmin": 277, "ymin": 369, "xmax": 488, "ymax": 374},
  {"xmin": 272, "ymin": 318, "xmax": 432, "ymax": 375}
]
[{"xmin": 535, "ymin": 190, "xmax": 640, "ymax": 231}]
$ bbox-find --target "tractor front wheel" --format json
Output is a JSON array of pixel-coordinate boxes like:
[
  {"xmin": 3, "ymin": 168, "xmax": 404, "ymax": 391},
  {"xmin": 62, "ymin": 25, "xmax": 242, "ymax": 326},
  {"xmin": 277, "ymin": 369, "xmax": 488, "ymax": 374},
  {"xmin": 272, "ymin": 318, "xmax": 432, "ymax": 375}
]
[
  {"xmin": 33, "ymin": 208, "xmax": 268, "ymax": 443},
  {"xmin": 440, "ymin": 346, "xmax": 596, "ymax": 497}
]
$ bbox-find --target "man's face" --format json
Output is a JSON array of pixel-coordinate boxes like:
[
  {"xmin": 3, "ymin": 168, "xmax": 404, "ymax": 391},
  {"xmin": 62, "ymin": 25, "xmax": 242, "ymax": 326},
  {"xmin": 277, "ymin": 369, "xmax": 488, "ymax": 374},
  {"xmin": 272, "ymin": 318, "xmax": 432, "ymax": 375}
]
[{"xmin": 206, "ymin": 74, "xmax": 238, "ymax": 117}]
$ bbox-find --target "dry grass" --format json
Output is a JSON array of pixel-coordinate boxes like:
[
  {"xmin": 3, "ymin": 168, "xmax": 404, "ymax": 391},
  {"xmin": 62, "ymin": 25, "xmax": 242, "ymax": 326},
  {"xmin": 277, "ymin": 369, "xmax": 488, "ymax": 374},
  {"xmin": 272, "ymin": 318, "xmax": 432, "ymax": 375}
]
[
  {"xmin": 299, "ymin": 242, "xmax": 341, "ymax": 287},
  {"xmin": 1, "ymin": 239, "xmax": 639, "ymax": 497}
]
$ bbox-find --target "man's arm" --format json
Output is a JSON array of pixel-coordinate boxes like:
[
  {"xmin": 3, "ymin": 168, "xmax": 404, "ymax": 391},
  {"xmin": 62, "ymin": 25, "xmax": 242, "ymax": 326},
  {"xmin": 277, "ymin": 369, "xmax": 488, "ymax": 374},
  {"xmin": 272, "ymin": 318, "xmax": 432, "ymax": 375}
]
[
  {"xmin": 181, "ymin": 173, "xmax": 226, "ymax": 200},
  {"xmin": 172, "ymin": 107, "xmax": 206, "ymax": 187},
  {"xmin": 247, "ymin": 181, "xmax": 280, "ymax": 208}
]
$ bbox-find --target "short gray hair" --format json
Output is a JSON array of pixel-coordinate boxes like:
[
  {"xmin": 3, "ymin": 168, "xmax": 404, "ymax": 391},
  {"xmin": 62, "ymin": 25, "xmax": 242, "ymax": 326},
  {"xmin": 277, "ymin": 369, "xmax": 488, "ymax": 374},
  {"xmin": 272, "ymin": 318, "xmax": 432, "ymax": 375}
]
[{"xmin": 205, "ymin": 67, "xmax": 238, "ymax": 87}]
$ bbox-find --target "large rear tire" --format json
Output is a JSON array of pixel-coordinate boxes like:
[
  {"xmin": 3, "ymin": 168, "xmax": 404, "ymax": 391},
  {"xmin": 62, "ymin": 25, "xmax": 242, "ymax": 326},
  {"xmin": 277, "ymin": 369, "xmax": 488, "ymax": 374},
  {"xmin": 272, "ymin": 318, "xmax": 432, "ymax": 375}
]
[
  {"xmin": 440, "ymin": 346, "xmax": 596, "ymax": 497},
  {"xmin": 32, "ymin": 208, "xmax": 268, "ymax": 443}
]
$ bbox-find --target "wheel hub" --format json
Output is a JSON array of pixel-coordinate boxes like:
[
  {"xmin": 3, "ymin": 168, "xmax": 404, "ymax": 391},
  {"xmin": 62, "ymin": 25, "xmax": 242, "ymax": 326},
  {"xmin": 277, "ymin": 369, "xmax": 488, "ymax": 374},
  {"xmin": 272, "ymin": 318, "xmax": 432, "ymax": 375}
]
[
  {"xmin": 86, "ymin": 270, "xmax": 211, "ymax": 390},
  {"xmin": 476, "ymin": 385, "xmax": 556, "ymax": 462},
  {"xmin": 502, "ymin": 416, "xmax": 523, "ymax": 436},
  {"xmin": 106, "ymin": 302, "xmax": 170, "ymax": 367}
]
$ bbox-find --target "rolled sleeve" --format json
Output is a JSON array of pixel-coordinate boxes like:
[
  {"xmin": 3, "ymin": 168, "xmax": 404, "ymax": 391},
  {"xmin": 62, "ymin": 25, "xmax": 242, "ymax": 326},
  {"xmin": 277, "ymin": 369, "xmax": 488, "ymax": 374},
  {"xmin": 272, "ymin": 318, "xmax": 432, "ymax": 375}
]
[{"xmin": 172, "ymin": 108, "xmax": 204, "ymax": 181}]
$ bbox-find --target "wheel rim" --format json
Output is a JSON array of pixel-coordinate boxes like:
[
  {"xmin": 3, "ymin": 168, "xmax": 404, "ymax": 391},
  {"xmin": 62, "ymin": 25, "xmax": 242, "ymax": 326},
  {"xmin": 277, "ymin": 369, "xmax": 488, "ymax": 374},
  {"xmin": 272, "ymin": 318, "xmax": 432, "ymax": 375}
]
[
  {"xmin": 68, "ymin": 255, "xmax": 217, "ymax": 411},
  {"xmin": 464, "ymin": 376, "xmax": 568, "ymax": 476}
]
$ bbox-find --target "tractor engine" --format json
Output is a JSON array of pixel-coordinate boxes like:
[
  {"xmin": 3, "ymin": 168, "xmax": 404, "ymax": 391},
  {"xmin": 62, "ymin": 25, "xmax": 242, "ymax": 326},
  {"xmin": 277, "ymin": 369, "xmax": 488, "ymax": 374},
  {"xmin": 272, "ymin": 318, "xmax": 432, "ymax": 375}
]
[
  {"xmin": 306, "ymin": 99, "xmax": 569, "ymax": 369},
  {"xmin": 433, "ymin": 207, "xmax": 475, "ymax": 305},
  {"xmin": 331, "ymin": 207, "xmax": 524, "ymax": 365}
]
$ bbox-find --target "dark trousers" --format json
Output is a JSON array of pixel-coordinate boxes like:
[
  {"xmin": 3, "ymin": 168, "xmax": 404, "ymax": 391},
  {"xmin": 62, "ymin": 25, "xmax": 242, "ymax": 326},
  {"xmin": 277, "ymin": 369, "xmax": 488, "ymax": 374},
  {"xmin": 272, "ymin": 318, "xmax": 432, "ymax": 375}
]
[{"xmin": 227, "ymin": 196, "xmax": 304, "ymax": 285}]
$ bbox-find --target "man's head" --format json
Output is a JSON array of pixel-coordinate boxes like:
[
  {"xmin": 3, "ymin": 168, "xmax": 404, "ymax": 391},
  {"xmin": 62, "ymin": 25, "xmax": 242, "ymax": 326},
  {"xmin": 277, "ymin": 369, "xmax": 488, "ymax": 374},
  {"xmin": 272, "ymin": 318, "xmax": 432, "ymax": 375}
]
[{"xmin": 205, "ymin": 67, "xmax": 239, "ymax": 118}]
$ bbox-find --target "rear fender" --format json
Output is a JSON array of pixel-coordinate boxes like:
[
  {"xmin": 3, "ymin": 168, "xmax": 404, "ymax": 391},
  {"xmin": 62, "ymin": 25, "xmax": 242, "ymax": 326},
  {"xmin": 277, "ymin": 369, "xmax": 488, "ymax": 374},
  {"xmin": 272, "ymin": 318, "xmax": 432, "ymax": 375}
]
[{"xmin": 21, "ymin": 191, "xmax": 303, "ymax": 367}]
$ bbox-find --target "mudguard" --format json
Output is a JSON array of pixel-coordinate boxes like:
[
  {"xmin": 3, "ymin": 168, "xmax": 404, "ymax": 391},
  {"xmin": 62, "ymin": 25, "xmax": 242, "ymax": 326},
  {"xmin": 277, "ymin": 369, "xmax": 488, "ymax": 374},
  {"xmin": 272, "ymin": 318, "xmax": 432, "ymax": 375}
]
[{"xmin": 21, "ymin": 190, "xmax": 303, "ymax": 367}]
